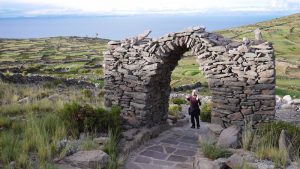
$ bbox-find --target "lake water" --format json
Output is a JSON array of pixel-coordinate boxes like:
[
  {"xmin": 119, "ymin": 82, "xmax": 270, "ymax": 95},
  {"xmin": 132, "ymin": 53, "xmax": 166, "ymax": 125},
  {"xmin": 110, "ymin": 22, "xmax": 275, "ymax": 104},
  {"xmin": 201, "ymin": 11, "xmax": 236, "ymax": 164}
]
[{"xmin": 0, "ymin": 14, "xmax": 285, "ymax": 40}]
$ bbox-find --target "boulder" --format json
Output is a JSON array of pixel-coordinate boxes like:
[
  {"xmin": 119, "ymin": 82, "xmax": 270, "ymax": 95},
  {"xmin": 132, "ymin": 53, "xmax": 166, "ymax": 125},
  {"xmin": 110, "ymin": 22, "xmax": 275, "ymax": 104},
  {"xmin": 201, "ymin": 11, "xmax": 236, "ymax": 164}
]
[
  {"xmin": 122, "ymin": 128, "xmax": 139, "ymax": 141},
  {"xmin": 64, "ymin": 150, "xmax": 109, "ymax": 169},
  {"xmin": 217, "ymin": 125, "xmax": 241, "ymax": 148},
  {"xmin": 281, "ymin": 104, "xmax": 293, "ymax": 109},
  {"xmin": 279, "ymin": 130, "xmax": 295, "ymax": 161},
  {"xmin": 286, "ymin": 162, "xmax": 299, "ymax": 169},
  {"xmin": 18, "ymin": 97, "xmax": 30, "ymax": 104},
  {"xmin": 226, "ymin": 150, "xmax": 255, "ymax": 168},
  {"xmin": 207, "ymin": 124, "xmax": 224, "ymax": 135},
  {"xmin": 293, "ymin": 99, "xmax": 300, "ymax": 105},
  {"xmin": 213, "ymin": 158, "xmax": 228, "ymax": 169},
  {"xmin": 283, "ymin": 95, "xmax": 292, "ymax": 104},
  {"xmin": 248, "ymin": 160, "xmax": 275, "ymax": 169},
  {"xmin": 226, "ymin": 153, "xmax": 244, "ymax": 168},
  {"xmin": 198, "ymin": 130, "xmax": 218, "ymax": 144},
  {"xmin": 48, "ymin": 94, "xmax": 60, "ymax": 101},
  {"xmin": 194, "ymin": 157, "xmax": 215, "ymax": 169}
]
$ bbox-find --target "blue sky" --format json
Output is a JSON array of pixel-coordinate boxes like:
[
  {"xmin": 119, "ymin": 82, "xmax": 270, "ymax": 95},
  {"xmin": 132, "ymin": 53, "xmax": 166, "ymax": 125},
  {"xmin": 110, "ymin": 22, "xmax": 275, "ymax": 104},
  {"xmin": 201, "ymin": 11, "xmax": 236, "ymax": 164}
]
[{"xmin": 0, "ymin": 0, "xmax": 299, "ymax": 18}]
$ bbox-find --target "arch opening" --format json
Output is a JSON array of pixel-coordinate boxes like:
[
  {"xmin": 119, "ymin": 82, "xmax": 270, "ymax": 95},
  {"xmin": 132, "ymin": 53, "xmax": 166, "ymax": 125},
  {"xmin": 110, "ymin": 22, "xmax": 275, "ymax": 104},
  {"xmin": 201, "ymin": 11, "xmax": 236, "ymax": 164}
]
[{"xmin": 104, "ymin": 27, "xmax": 276, "ymax": 130}]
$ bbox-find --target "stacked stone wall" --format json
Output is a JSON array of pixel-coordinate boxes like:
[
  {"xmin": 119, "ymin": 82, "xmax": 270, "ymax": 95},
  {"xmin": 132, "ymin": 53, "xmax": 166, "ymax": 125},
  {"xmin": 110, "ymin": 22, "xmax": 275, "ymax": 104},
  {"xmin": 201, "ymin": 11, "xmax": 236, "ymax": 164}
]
[{"xmin": 104, "ymin": 27, "xmax": 275, "ymax": 129}]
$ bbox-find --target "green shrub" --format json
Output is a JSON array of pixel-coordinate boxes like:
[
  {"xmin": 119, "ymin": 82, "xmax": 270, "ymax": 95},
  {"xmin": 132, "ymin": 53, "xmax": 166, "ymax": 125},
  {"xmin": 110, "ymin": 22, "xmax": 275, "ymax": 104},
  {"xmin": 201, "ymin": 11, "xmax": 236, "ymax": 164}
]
[
  {"xmin": 80, "ymin": 135, "xmax": 99, "ymax": 151},
  {"xmin": 256, "ymin": 121, "xmax": 300, "ymax": 154},
  {"xmin": 93, "ymin": 69, "xmax": 103, "ymax": 75},
  {"xmin": 254, "ymin": 143, "xmax": 288, "ymax": 167},
  {"xmin": 200, "ymin": 101, "xmax": 212, "ymax": 122},
  {"xmin": 171, "ymin": 97, "xmax": 187, "ymax": 105},
  {"xmin": 252, "ymin": 121, "xmax": 300, "ymax": 168},
  {"xmin": 232, "ymin": 162, "xmax": 254, "ymax": 169},
  {"xmin": 78, "ymin": 69, "xmax": 90, "ymax": 74},
  {"xmin": 0, "ymin": 116, "xmax": 12, "ymax": 129},
  {"xmin": 98, "ymin": 90, "xmax": 106, "ymax": 98},
  {"xmin": 242, "ymin": 120, "xmax": 254, "ymax": 150},
  {"xmin": 22, "ymin": 113, "xmax": 66, "ymax": 163},
  {"xmin": 0, "ymin": 89, "xmax": 4, "ymax": 99},
  {"xmin": 201, "ymin": 142, "xmax": 232, "ymax": 160},
  {"xmin": 0, "ymin": 131, "xmax": 21, "ymax": 163},
  {"xmin": 43, "ymin": 79, "xmax": 62, "ymax": 89},
  {"xmin": 82, "ymin": 89, "xmax": 93, "ymax": 98},
  {"xmin": 36, "ymin": 92, "xmax": 50, "ymax": 100},
  {"xmin": 103, "ymin": 106, "xmax": 121, "ymax": 169},
  {"xmin": 59, "ymin": 103, "xmax": 121, "ymax": 136},
  {"xmin": 103, "ymin": 128, "xmax": 121, "ymax": 169},
  {"xmin": 168, "ymin": 104, "xmax": 182, "ymax": 119}
]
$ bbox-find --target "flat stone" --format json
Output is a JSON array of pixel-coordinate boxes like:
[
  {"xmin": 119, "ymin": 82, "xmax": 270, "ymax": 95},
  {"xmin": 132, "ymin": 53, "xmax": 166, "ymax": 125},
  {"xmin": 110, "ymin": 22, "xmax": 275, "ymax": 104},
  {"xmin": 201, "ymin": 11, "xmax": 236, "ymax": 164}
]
[
  {"xmin": 138, "ymin": 164, "xmax": 164, "ymax": 169},
  {"xmin": 64, "ymin": 150, "xmax": 109, "ymax": 169},
  {"xmin": 208, "ymin": 46, "xmax": 226, "ymax": 52},
  {"xmin": 140, "ymin": 150, "xmax": 168, "ymax": 160},
  {"xmin": 165, "ymin": 146, "xmax": 176, "ymax": 153},
  {"xmin": 161, "ymin": 139, "xmax": 179, "ymax": 145},
  {"xmin": 260, "ymin": 69, "xmax": 274, "ymax": 78},
  {"xmin": 147, "ymin": 145, "xmax": 164, "ymax": 153},
  {"xmin": 167, "ymin": 155, "xmax": 188, "ymax": 162},
  {"xmin": 152, "ymin": 160, "xmax": 174, "ymax": 166},
  {"xmin": 175, "ymin": 163, "xmax": 193, "ymax": 168},
  {"xmin": 134, "ymin": 156, "xmax": 152, "ymax": 164},
  {"xmin": 179, "ymin": 136, "xmax": 198, "ymax": 145},
  {"xmin": 173, "ymin": 149, "xmax": 197, "ymax": 156},
  {"xmin": 123, "ymin": 163, "xmax": 141, "ymax": 169}
]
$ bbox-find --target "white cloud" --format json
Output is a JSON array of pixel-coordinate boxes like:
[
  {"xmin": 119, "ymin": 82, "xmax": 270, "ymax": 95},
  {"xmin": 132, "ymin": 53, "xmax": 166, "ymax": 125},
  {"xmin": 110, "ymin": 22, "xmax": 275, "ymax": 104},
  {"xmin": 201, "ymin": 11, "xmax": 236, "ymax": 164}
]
[{"xmin": 0, "ymin": 0, "xmax": 299, "ymax": 17}]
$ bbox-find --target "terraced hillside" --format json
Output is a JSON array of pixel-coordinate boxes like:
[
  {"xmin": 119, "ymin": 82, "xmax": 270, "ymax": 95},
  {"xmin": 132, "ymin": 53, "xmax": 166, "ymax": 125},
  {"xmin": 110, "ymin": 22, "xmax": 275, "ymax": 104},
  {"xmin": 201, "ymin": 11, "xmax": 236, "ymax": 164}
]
[{"xmin": 0, "ymin": 37, "xmax": 108, "ymax": 84}]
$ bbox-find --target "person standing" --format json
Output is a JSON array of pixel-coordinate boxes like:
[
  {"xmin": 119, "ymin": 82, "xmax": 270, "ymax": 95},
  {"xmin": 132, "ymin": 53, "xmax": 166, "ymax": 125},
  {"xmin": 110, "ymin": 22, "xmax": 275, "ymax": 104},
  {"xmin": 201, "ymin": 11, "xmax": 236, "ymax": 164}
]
[{"xmin": 186, "ymin": 90, "xmax": 201, "ymax": 129}]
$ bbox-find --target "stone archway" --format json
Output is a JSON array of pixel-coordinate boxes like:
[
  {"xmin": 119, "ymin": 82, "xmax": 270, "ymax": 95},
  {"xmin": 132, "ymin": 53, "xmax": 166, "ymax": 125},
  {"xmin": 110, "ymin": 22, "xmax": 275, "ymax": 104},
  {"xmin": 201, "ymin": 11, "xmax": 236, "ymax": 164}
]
[{"xmin": 104, "ymin": 27, "xmax": 275, "ymax": 130}]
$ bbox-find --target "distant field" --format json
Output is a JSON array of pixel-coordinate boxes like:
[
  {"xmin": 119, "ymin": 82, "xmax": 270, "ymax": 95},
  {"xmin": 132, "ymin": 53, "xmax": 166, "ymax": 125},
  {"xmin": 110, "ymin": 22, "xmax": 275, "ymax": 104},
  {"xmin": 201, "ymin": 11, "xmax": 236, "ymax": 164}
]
[{"xmin": 0, "ymin": 37, "xmax": 108, "ymax": 83}]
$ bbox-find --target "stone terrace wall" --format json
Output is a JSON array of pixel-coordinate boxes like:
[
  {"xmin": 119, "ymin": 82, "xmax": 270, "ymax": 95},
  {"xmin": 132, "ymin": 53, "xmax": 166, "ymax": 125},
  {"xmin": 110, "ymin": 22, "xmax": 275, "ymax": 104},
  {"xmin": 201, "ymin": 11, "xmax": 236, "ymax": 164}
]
[{"xmin": 103, "ymin": 27, "xmax": 276, "ymax": 130}]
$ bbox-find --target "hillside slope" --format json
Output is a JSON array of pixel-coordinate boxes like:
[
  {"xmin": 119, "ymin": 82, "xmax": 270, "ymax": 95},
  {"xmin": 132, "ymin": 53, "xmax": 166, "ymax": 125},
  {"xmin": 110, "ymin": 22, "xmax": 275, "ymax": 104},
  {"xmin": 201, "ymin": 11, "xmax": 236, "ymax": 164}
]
[{"xmin": 216, "ymin": 13, "xmax": 300, "ymax": 65}]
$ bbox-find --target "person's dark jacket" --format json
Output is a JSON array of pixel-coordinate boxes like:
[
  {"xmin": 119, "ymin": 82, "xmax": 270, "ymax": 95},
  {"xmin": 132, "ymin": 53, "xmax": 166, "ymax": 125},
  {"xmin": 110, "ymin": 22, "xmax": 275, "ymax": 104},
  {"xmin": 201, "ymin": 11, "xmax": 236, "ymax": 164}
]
[{"xmin": 187, "ymin": 96, "xmax": 201, "ymax": 116}]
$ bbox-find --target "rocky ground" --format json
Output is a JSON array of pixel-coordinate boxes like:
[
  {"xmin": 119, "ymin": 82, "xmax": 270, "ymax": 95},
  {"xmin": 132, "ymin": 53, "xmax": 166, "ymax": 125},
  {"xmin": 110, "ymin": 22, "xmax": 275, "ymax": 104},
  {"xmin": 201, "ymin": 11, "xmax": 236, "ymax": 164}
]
[{"xmin": 275, "ymin": 95, "xmax": 300, "ymax": 125}]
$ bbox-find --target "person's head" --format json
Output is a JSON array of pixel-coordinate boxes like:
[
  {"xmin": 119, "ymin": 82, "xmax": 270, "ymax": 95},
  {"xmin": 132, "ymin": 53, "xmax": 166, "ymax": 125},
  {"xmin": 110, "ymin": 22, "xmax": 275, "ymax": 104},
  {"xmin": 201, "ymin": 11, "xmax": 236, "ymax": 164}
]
[{"xmin": 192, "ymin": 90, "xmax": 197, "ymax": 96}]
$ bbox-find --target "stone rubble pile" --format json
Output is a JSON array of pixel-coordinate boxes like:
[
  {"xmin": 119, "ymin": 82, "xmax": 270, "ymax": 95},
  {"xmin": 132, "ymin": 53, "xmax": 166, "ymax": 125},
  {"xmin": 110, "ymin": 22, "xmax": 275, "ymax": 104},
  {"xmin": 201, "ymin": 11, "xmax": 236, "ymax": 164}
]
[
  {"xmin": 0, "ymin": 72, "xmax": 97, "ymax": 88},
  {"xmin": 276, "ymin": 95, "xmax": 300, "ymax": 111},
  {"xmin": 172, "ymin": 82, "xmax": 202, "ymax": 91},
  {"xmin": 104, "ymin": 26, "xmax": 276, "ymax": 130}
]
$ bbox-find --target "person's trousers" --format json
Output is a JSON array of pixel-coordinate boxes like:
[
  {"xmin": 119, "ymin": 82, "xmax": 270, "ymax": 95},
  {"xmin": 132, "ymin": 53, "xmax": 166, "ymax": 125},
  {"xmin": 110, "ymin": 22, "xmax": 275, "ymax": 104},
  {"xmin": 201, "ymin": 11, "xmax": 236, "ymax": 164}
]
[{"xmin": 191, "ymin": 113, "xmax": 200, "ymax": 127}]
